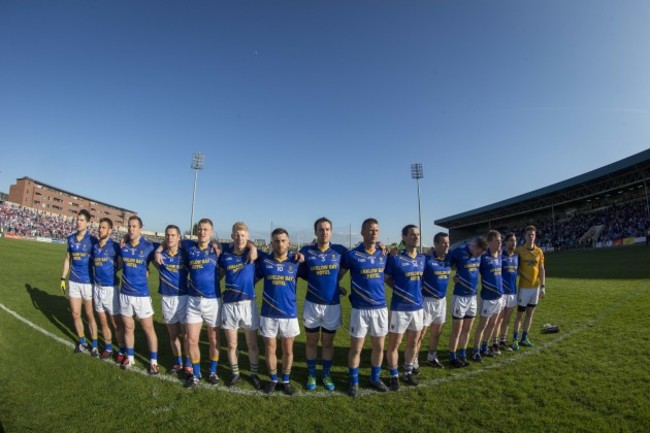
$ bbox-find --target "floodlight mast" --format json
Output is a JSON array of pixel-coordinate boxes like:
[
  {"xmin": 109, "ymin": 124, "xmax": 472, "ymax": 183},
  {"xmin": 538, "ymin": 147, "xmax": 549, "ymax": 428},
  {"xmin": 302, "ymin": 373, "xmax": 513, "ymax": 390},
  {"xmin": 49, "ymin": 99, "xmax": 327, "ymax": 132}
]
[
  {"xmin": 411, "ymin": 163, "xmax": 424, "ymax": 253},
  {"xmin": 189, "ymin": 152, "xmax": 205, "ymax": 239}
]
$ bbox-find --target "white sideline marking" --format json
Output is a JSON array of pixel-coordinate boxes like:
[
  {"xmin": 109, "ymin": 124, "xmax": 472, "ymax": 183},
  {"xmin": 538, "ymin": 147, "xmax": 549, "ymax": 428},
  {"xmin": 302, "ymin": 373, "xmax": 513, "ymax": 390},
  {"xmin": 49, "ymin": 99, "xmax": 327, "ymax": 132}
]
[{"xmin": 0, "ymin": 288, "xmax": 643, "ymax": 398}]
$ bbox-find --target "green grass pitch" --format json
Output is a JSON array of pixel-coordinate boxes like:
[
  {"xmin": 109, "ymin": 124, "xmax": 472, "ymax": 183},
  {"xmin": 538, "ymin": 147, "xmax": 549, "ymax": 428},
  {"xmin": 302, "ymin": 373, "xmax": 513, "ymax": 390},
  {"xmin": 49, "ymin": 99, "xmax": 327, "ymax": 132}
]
[{"xmin": 1, "ymin": 237, "xmax": 649, "ymax": 432}]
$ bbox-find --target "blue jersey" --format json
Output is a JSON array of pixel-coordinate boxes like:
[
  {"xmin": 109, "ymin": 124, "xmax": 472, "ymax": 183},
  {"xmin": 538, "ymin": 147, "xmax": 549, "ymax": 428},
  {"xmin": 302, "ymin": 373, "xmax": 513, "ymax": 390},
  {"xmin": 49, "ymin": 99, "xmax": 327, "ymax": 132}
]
[
  {"xmin": 479, "ymin": 249, "xmax": 503, "ymax": 300},
  {"xmin": 120, "ymin": 237, "xmax": 155, "ymax": 297},
  {"xmin": 422, "ymin": 253, "xmax": 452, "ymax": 299},
  {"xmin": 92, "ymin": 239, "xmax": 120, "ymax": 287},
  {"xmin": 384, "ymin": 251, "xmax": 424, "ymax": 312},
  {"xmin": 299, "ymin": 243, "xmax": 347, "ymax": 305},
  {"xmin": 158, "ymin": 248, "xmax": 189, "ymax": 296},
  {"xmin": 343, "ymin": 244, "xmax": 387, "ymax": 310},
  {"xmin": 256, "ymin": 252, "xmax": 300, "ymax": 319},
  {"xmin": 66, "ymin": 231, "xmax": 97, "ymax": 284},
  {"xmin": 218, "ymin": 244, "xmax": 256, "ymax": 303},
  {"xmin": 501, "ymin": 250, "xmax": 519, "ymax": 295},
  {"xmin": 181, "ymin": 240, "xmax": 220, "ymax": 299},
  {"xmin": 449, "ymin": 245, "xmax": 481, "ymax": 297}
]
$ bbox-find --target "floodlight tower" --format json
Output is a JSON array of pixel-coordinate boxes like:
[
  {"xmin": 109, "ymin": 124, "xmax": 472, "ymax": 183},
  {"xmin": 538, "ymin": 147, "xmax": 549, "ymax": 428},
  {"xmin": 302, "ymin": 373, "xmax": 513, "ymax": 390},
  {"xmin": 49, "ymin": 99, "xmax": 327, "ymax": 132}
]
[
  {"xmin": 189, "ymin": 152, "xmax": 205, "ymax": 239},
  {"xmin": 411, "ymin": 163, "xmax": 424, "ymax": 253}
]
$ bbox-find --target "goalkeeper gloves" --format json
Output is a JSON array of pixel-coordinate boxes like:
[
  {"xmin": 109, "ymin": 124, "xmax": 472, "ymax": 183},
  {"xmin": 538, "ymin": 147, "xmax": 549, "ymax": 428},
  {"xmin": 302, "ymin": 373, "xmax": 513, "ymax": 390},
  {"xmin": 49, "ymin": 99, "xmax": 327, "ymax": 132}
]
[{"xmin": 60, "ymin": 278, "xmax": 66, "ymax": 294}]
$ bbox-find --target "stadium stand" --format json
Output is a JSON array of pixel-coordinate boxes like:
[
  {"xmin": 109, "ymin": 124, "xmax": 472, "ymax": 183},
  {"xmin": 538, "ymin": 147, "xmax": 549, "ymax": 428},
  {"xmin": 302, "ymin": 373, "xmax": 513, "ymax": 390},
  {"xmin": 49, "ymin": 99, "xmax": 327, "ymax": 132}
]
[
  {"xmin": 0, "ymin": 202, "xmax": 148, "ymax": 242},
  {"xmin": 436, "ymin": 149, "xmax": 650, "ymax": 251},
  {"xmin": 1, "ymin": 202, "xmax": 76, "ymax": 240}
]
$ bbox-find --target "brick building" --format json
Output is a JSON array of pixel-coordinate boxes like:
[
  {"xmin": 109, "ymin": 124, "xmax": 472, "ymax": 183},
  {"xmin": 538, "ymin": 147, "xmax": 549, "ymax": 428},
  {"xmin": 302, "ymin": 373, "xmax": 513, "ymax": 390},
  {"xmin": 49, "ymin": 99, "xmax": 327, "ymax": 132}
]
[{"xmin": 8, "ymin": 177, "xmax": 136, "ymax": 227}]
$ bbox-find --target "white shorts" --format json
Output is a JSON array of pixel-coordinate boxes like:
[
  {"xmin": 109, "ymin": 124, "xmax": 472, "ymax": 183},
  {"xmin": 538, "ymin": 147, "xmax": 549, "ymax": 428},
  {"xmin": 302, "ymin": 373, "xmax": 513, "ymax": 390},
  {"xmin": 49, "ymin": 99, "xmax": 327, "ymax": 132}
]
[
  {"xmin": 389, "ymin": 309, "xmax": 424, "ymax": 334},
  {"xmin": 302, "ymin": 300, "xmax": 342, "ymax": 331},
  {"xmin": 186, "ymin": 296, "xmax": 222, "ymax": 328},
  {"xmin": 451, "ymin": 295, "xmax": 477, "ymax": 319},
  {"xmin": 349, "ymin": 308, "xmax": 388, "ymax": 338},
  {"xmin": 503, "ymin": 293, "xmax": 517, "ymax": 309},
  {"xmin": 260, "ymin": 317, "xmax": 300, "ymax": 338},
  {"xmin": 479, "ymin": 297, "xmax": 503, "ymax": 318},
  {"xmin": 423, "ymin": 297, "xmax": 447, "ymax": 326},
  {"xmin": 222, "ymin": 300, "xmax": 260, "ymax": 331},
  {"xmin": 93, "ymin": 284, "xmax": 119, "ymax": 315},
  {"xmin": 120, "ymin": 294, "xmax": 154, "ymax": 319},
  {"xmin": 518, "ymin": 288, "xmax": 540, "ymax": 307},
  {"xmin": 161, "ymin": 295, "xmax": 188, "ymax": 325},
  {"xmin": 69, "ymin": 281, "xmax": 93, "ymax": 301}
]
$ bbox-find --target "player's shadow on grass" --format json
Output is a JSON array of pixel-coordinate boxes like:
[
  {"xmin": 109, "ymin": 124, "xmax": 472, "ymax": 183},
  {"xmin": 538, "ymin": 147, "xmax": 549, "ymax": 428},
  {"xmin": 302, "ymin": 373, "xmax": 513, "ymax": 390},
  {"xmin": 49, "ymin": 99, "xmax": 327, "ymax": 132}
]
[
  {"xmin": 25, "ymin": 283, "xmax": 79, "ymax": 344},
  {"xmin": 147, "ymin": 328, "xmax": 354, "ymax": 388}
]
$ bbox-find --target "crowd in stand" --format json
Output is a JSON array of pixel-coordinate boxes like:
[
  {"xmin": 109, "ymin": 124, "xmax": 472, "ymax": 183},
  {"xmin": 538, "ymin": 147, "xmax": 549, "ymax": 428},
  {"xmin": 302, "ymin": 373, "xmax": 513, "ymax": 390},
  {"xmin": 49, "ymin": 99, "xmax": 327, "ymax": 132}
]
[
  {"xmin": 497, "ymin": 199, "xmax": 649, "ymax": 251},
  {"xmin": 0, "ymin": 203, "xmax": 130, "ymax": 241},
  {"xmin": 598, "ymin": 200, "xmax": 648, "ymax": 242},
  {"xmin": 0, "ymin": 203, "xmax": 76, "ymax": 240},
  {"xmin": 2, "ymin": 199, "xmax": 648, "ymax": 249}
]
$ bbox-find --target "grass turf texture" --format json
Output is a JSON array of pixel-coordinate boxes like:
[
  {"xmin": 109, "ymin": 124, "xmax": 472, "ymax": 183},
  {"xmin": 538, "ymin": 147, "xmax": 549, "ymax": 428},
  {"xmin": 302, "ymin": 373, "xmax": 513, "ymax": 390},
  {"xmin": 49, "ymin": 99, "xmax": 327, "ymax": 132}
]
[{"xmin": 1, "ymin": 237, "xmax": 649, "ymax": 432}]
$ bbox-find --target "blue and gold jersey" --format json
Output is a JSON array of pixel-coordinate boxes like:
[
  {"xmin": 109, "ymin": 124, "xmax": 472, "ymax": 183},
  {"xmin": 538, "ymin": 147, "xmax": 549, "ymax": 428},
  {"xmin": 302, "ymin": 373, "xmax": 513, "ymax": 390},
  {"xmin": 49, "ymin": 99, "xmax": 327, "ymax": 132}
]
[
  {"xmin": 384, "ymin": 250, "xmax": 424, "ymax": 312},
  {"xmin": 67, "ymin": 231, "xmax": 97, "ymax": 284},
  {"xmin": 158, "ymin": 248, "xmax": 188, "ymax": 297},
  {"xmin": 92, "ymin": 239, "xmax": 120, "ymax": 287},
  {"xmin": 449, "ymin": 245, "xmax": 481, "ymax": 297},
  {"xmin": 423, "ymin": 253, "xmax": 452, "ymax": 299},
  {"xmin": 479, "ymin": 249, "xmax": 503, "ymax": 300},
  {"xmin": 218, "ymin": 244, "xmax": 256, "ymax": 303},
  {"xmin": 256, "ymin": 252, "xmax": 300, "ymax": 319},
  {"xmin": 298, "ymin": 243, "xmax": 347, "ymax": 306},
  {"xmin": 343, "ymin": 244, "xmax": 387, "ymax": 310},
  {"xmin": 120, "ymin": 237, "xmax": 155, "ymax": 297},
  {"xmin": 501, "ymin": 250, "xmax": 519, "ymax": 295},
  {"xmin": 181, "ymin": 240, "xmax": 220, "ymax": 299}
]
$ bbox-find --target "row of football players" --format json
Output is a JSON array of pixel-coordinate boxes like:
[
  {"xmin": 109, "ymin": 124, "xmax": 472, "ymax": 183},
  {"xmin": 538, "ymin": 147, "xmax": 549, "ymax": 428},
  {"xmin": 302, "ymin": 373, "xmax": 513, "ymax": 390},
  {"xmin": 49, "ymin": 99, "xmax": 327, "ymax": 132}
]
[{"xmin": 61, "ymin": 210, "xmax": 545, "ymax": 396}]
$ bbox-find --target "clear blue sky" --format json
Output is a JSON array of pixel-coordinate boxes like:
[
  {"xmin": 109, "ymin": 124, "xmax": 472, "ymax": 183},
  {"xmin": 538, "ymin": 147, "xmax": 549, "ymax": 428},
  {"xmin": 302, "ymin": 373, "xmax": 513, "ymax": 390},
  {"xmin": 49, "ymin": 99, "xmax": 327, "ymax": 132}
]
[{"xmin": 1, "ymin": 0, "xmax": 649, "ymax": 246}]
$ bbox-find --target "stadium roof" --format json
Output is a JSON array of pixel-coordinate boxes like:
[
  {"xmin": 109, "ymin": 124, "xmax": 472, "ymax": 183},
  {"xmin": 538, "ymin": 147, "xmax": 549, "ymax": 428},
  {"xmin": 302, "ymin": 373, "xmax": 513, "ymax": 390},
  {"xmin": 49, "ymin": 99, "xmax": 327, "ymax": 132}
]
[
  {"xmin": 18, "ymin": 176, "xmax": 136, "ymax": 214},
  {"xmin": 435, "ymin": 148, "xmax": 650, "ymax": 228}
]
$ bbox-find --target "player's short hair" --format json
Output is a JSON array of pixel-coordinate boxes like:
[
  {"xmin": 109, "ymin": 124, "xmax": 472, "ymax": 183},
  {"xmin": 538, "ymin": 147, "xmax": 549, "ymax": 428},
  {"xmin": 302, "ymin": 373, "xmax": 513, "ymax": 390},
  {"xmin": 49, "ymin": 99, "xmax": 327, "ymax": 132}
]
[
  {"xmin": 165, "ymin": 224, "xmax": 181, "ymax": 236},
  {"xmin": 487, "ymin": 230, "xmax": 501, "ymax": 242},
  {"xmin": 99, "ymin": 217, "xmax": 113, "ymax": 229},
  {"xmin": 78, "ymin": 209, "xmax": 92, "ymax": 222},
  {"xmin": 505, "ymin": 232, "xmax": 516, "ymax": 242},
  {"xmin": 361, "ymin": 218, "xmax": 379, "ymax": 231},
  {"xmin": 525, "ymin": 225, "xmax": 537, "ymax": 234},
  {"xmin": 313, "ymin": 217, "xmax": 332, "ymax": 233},
  {"xmin": 128, "ymin": 216, "xmax": 143, "ymax": 228},
  {"xmin": 232, "ymin": 221, "xmax": 248, "ymax": 233},
  {"xmin": 401, "ymin": 224, "xmax": 418, "ymax": 237},
  {"xmin": 198, "ymin": 218, "xmax": 213, "ymax": 228},
  {"xmin": 433, "ymin": 232, "xmax": 449, "ymax": 244},
  {"xmin": 271, "ymin": 228, "xmax": 289, "ymax": 238},
  {"xmin": 473, "ymin": 236, "xmax": 488, "ymax": 251}
]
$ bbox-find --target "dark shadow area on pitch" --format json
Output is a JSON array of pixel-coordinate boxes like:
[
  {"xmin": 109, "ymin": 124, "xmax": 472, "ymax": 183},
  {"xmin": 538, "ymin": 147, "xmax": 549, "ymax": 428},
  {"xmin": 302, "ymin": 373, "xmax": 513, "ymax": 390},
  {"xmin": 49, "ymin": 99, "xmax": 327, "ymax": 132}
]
[
  {"xmin": 217, "ymin": 335, "xmax": 394, "ymax": 389},
  {"xmin": 545, "ymin": 246, "xmax": 650, "ymax": 280},
  {"xmin": 25, "ymin": 283, "xmax": 78, "ymax": 344},
  {"xmin": 152, "ymin": 330, "xmax": 357, "ymax": 390}
]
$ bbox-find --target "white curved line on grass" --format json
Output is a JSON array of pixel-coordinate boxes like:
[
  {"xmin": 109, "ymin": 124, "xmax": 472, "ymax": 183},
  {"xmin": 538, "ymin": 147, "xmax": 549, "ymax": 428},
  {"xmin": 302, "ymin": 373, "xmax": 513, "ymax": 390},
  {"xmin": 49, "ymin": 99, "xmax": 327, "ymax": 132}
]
[{"xmin": 1, "ymin": 287, "xmax": 643, "ymax": 399}]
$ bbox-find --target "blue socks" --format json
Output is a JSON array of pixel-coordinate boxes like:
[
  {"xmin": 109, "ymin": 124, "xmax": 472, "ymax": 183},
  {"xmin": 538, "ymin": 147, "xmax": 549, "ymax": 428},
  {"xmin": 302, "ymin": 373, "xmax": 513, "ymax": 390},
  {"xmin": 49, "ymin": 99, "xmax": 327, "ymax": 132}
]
[
  {"xmin": 371, "ymin": 366, "xmax": 381, "ymax": 382},
  {"xmin": 349, "ymin": 367, "xmax": 359, "ymax": 385},
  {"xmin": 307, "ymin": 359, "xmax": 317, "ymax": 377},
  {"xmin": 322, "ymin": 359, "xmax": 332, "ymax": 377}
]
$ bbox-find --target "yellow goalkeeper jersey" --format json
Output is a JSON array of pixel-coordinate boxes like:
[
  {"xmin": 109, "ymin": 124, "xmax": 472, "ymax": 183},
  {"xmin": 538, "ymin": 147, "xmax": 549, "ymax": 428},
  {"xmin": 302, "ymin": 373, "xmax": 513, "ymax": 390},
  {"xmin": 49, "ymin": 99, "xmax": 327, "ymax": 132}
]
[{"xmin": 516, "ymin": 244, "xmax": 544, "ymax": 289}]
